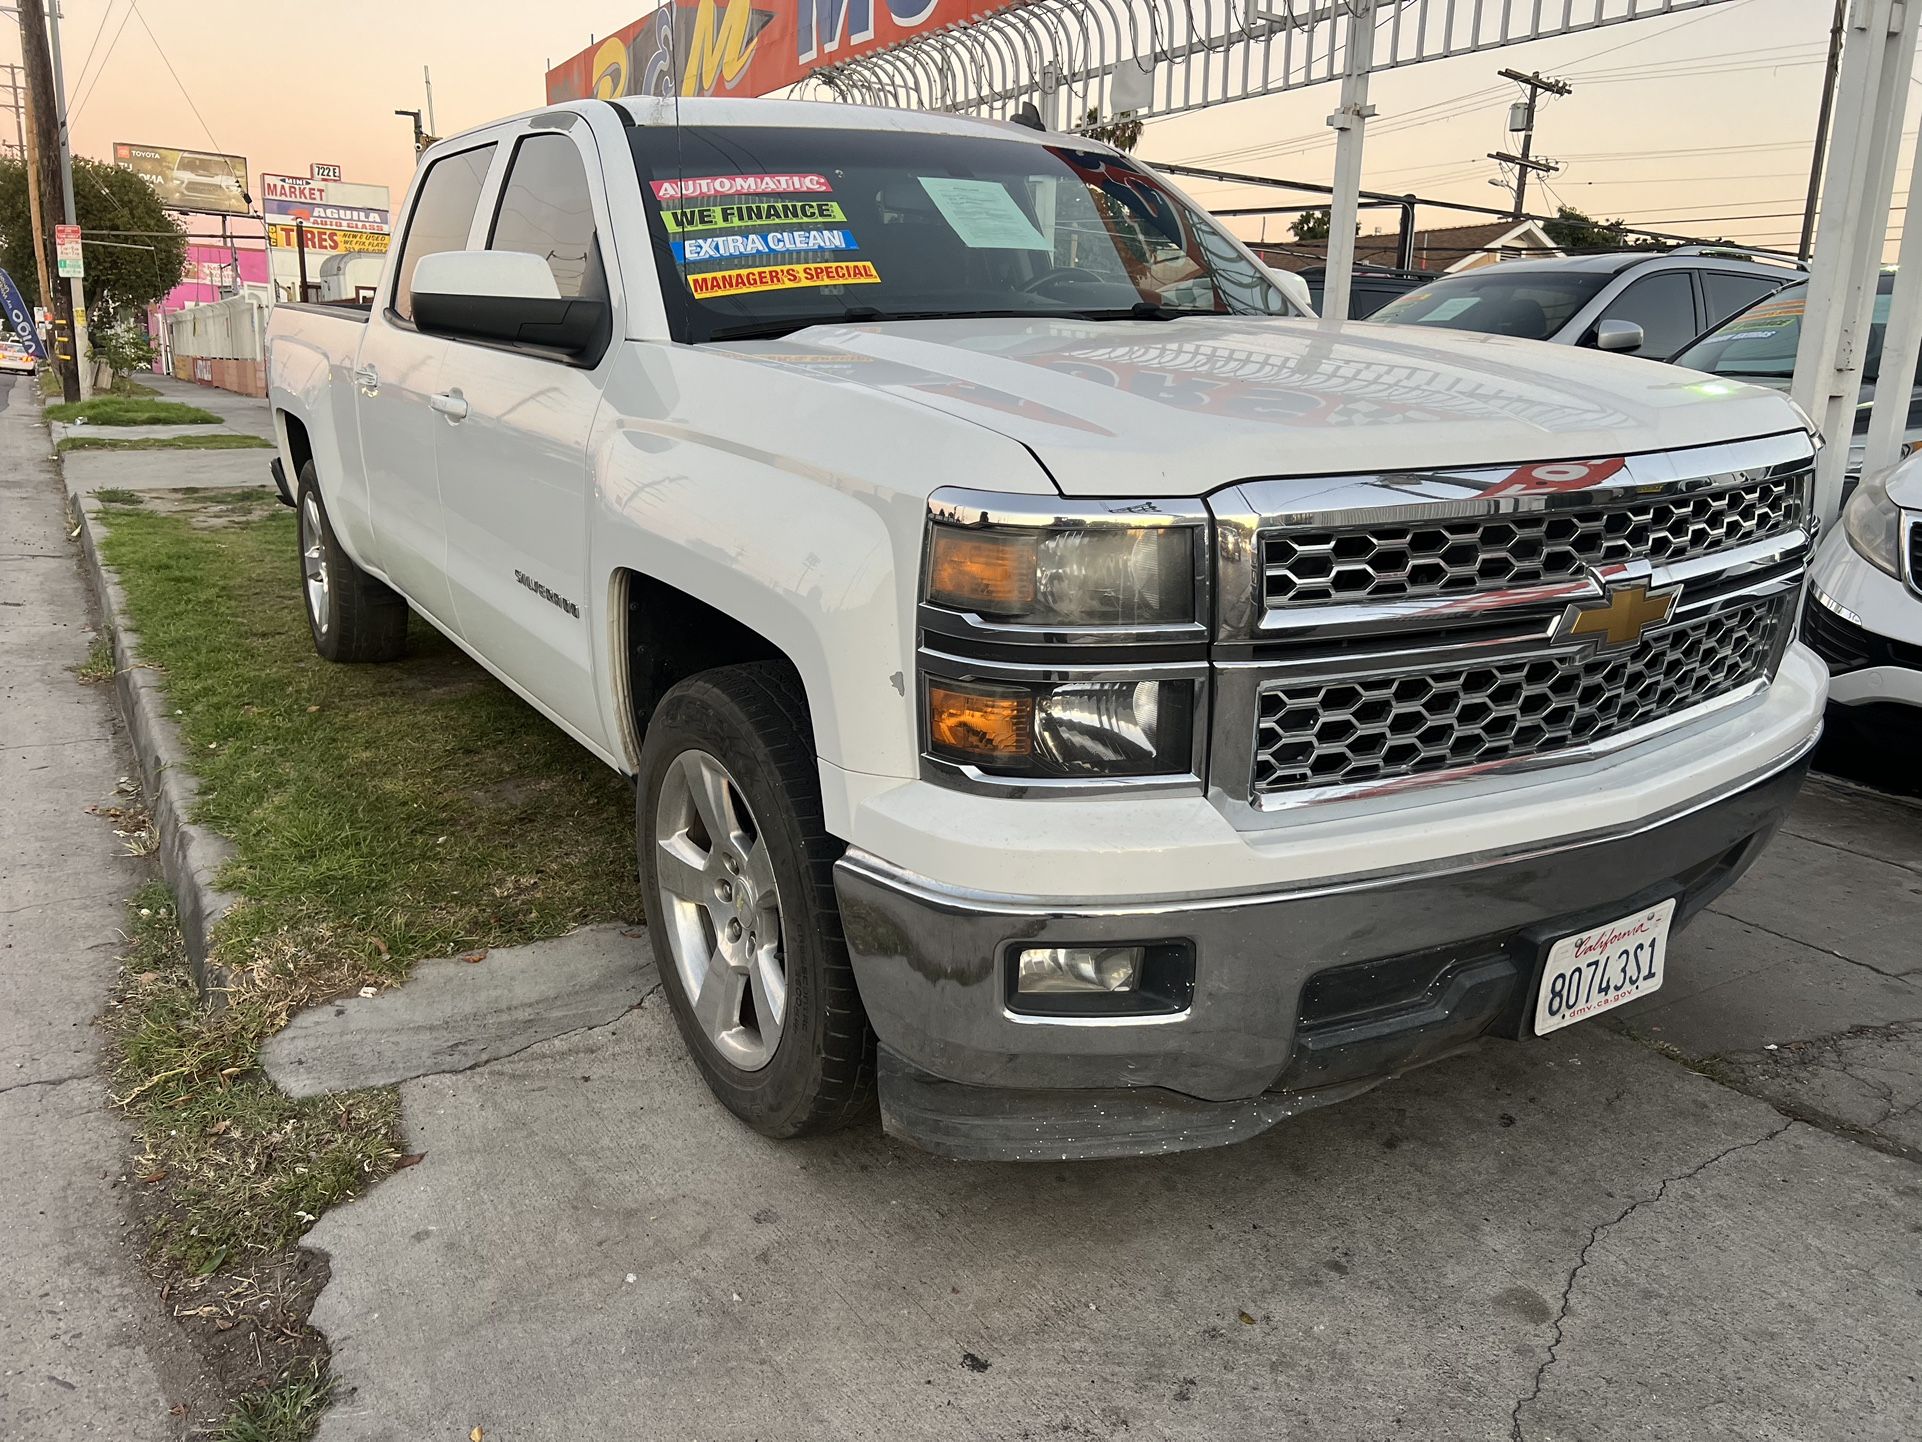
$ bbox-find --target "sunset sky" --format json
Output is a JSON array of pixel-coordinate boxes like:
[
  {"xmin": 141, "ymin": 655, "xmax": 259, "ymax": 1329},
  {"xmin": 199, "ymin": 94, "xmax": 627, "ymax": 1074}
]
[{"xmin": 4, "ymin": 0, "xmax": 1896, "ymax": 259}]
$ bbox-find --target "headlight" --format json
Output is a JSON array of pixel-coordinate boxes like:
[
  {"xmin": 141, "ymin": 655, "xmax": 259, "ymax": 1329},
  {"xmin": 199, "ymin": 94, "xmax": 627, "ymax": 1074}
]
[
  {"xmin": 1841, "ymin": 468, "xmax": 1905, "ymax": 578},
  {"xmin": 926, "ymin": 522, "xmax": 1194, "ymax": 627},
  {"xmin": 924, "ymin": 676, "xmax": 1196, "ymax": 778}
]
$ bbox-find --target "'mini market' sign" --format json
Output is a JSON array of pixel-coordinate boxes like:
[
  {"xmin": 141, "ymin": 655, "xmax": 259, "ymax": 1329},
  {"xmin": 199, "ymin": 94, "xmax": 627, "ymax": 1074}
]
[{"xmin": 545, "ymin": 0, "xmax": 1021, "ymax": 102}]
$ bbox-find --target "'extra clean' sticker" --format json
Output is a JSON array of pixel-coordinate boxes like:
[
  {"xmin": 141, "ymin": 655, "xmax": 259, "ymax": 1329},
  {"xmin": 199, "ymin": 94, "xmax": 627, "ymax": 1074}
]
[
  {"xmin": 663, "ymin": 200, "xmax": 847, "ymax": 234},
  {"xmin": 652, "ymin": 173, "xmax": 833, "ymax": 202},
  {"xmin": 672, "ymin": 228, "xmax": 860, "ymax": 264},
  {"xmin": 686, "ymin": 261, "xmax": 881, "ymax": 299}
]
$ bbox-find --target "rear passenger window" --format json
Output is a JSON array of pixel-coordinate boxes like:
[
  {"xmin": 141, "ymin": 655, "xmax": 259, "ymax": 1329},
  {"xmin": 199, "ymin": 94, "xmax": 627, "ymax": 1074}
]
[
  {"xmin": 392, "ymin": 145, "xmax": 496, "ymax": 322},
  {"xmin": 1598, "ymin": 272, "xmax": 1697, "ymax": 360},
  {"xmin": 1703, "ymin": 272, "xmax": 1782, "ymax": 329},
  {"xmin": 488, "ymin": 134, "xmax": 605, "ymax": 301}
]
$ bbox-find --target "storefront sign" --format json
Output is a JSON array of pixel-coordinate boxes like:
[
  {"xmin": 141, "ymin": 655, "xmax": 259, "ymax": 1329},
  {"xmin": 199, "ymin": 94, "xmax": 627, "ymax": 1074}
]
[
  {"xmin": 310, "ymin": 162, "xmax": 343, "ymax": 180},
  {"xmin": 267, "ymin": 224, "xmax": 392, "ymax": 255}
]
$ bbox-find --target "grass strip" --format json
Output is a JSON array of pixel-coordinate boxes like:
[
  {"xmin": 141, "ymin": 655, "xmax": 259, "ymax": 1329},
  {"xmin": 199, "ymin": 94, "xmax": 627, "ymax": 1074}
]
[
  {"xmin": 95, "ymin": 495, "xmax": 641, "ymax": 1426},
  {"xmin": 60, "ymin": 433, "xmax": 274, "ymax": 453},
  {"xmin": 48, "ymin": 396, "xmax": 220, "ymax": 425}
]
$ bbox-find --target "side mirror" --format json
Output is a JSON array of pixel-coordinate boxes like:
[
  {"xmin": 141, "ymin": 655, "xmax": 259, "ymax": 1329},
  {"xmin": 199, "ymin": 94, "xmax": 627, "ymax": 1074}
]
[
  {"xmin": 411, "ymin": 250, "xmax": 608, "ymax": 358},
  {"xmin": 1593, "ymin": 318, "xmax": 1646, "ymax": 353}
]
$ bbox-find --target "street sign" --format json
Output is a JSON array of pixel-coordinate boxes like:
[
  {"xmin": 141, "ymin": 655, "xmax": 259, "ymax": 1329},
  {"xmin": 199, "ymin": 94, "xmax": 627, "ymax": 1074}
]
[
  {"xmin": 310, "ymin": 162, "xmax": 343, "ymax": 180},
  {"xmin": 55, "ymin": 225, "xmax": 83, "ymax": 279}
]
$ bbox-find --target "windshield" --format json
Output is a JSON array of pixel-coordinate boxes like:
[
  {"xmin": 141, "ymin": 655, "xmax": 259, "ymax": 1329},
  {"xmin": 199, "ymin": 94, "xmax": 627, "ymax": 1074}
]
[
  {"xmin": 1671, "ymin": 279, "xmax": 1901, "ymax": 384},
  {"xmin": 1369, "ymin": 270, "xmax": 1612, "ymax": 340},
  {"xmin": 629, "ymin": 125, "xmax": 1295, "ymax": 342}
]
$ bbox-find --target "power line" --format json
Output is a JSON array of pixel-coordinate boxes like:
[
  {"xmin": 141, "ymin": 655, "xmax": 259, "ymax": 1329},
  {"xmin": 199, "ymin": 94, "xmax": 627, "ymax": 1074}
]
[
  {"xmin": 71, "ymin": 1, "xmax": 136, "ymax": 122},
  {"xmin": 68, "ymin": 0, "xmax": 123, "ymax": 107},
  {"xmin": 129, "ymin": 0, "xmax": 229, "ymax": 160}
]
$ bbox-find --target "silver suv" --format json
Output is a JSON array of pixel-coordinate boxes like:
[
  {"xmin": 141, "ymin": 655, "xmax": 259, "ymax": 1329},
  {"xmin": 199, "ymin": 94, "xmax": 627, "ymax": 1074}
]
[{"xmin": 1369, "ymin": 248, "xmax": 1804, "ymax": 361}]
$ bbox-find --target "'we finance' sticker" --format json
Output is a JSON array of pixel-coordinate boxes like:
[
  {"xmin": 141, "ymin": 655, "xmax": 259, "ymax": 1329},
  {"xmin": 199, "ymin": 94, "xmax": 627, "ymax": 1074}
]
[
  {"xmin": 652, "ymin": 173, "xmax": 833, "ymax": 202},
  {"xmin": 663, "ymin": 200, "xmax": 847, "ymax": 234},
  {"xmin": 687, "ymin": 262, "xmax": 881, "ymax": 299}
]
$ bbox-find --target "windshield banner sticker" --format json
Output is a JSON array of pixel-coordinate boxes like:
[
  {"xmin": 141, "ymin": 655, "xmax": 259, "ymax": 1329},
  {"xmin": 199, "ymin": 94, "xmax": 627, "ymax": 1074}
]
[
  {"xmin": 672, "ymin": 228, "xmax": 859, "ymax": 263},
  {"xmin": 917, "ymin": 177, "xmax": 1050, "ymax": 251},
  {"xmin": 662, "ymin": 200, "xmax": 847, "ymax": 234},
  {"xmin": 686, "ymin": 261, "xmax": 881, "ymax": 298},
  {"xmin": 652, "ymin": 173, "xmax": 833, "ymax": 202}
]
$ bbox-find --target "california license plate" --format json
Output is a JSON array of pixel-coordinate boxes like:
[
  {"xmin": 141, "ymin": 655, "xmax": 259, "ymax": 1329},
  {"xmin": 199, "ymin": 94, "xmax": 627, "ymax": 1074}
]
[{"xmin": 1532, "ymin": 899, "xmax": 1675, "ymax": 1036}]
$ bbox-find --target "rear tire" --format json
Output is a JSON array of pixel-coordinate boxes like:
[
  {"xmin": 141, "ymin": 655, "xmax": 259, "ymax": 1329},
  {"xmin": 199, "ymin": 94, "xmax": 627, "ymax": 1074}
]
[
  {"xmin": 636, "ymin": 662, "xmax": 875, "ymax": 1138},
  {"xmin": 296, "ymin": 460, "xmax": 407, "ymax": 663}
]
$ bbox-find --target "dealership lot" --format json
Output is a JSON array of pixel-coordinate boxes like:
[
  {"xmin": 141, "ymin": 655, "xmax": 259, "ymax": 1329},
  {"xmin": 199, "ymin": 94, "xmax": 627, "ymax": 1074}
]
[{"xmin": 274, "ymin": 777, "xmax": 1921, "ymax": 1442}]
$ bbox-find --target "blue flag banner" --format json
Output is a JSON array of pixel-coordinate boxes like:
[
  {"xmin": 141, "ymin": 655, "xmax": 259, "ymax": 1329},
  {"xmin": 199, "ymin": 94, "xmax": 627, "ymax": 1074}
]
[{"xmin": 0, "ymin": 269, "xmax": 47, "ymax": 360}]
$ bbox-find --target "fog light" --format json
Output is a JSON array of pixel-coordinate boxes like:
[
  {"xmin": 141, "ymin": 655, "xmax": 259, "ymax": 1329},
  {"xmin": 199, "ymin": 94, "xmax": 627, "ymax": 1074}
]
[{"xmin": 1016, "ymin": 945, "xmax": 1144, "ymax": 994}]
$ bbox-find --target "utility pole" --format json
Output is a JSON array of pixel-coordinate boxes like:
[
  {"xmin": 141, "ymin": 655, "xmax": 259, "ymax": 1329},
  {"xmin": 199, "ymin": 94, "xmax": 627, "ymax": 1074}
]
[
  {"xmin": 1488, "ymin": 68, "xmax": 1570, "ymax": 220},
  {"xmin": 16, "ymin": 0, "xmax": 80, "ymax": 402},
  {"xmin": 1800, "ymin": 0, "xmax": 1848, "ymax": 261},
  {"xmin": 44, "ymin": 0, "xmax": 93, "ymax": 397}
]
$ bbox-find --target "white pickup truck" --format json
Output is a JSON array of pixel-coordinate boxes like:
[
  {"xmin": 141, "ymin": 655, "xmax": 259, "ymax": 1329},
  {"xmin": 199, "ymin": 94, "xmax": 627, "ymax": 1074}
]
[{"xmin": 266, "ymin": 97, "xmax": 1825, "ymax": 1160}]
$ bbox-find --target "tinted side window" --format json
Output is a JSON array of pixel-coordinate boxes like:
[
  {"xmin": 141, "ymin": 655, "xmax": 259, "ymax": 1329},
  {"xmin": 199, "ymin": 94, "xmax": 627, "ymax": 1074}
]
[
  {"xmin": 488, "ymin": 134, "xmax": 604, "ymax": 301},
  {"xmin": 392, "ymin": 146, "xmax": 496, "ymax": 322},
  {"xmin": 1600, "ymin": 272, "xmax": 1697, "ymax": 359},
  {"xmin": 1703, "ymin": 272, "xmax": 1781, "ymax": 328}
]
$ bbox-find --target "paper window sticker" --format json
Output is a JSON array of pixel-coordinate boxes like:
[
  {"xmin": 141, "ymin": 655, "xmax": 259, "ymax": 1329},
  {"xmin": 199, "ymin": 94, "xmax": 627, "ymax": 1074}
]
[{"xmin": 918, "ymin": 177, "xmax": 1051, "ymax": 251}]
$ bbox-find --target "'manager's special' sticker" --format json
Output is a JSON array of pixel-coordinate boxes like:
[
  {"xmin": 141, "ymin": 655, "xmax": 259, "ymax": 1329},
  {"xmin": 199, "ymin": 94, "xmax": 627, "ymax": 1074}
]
[
  {"xmin": 652, "ymin": 173, "xmax": 833, "ymax": 202},
  {"xmin": 687, "ymin": 261, "xmax": 881, "ymax": 298},
  {"xmin": 672, "ymin": 228, "xmax": 860, "ymax": 263},
  {"xmin": 663, "ymin": 200, "xmax": 847, "ymax": 234}
]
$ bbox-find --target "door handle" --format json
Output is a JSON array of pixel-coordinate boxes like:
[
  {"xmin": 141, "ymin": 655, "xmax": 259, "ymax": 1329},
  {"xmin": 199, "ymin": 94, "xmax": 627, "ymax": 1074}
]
[
  {"xmin": 430, "ymin": 390, "xmax": 469, "ymax": 422},
  {"xmin": 353, "ymin": 364, "xmax": 379, "ymax": 394}
]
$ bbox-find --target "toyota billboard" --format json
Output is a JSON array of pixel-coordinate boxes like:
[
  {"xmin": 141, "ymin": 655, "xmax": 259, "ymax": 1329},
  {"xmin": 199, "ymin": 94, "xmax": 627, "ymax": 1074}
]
[{"xmin": 112, "ymin": 142, "xmax": 250, "ymax": 216}]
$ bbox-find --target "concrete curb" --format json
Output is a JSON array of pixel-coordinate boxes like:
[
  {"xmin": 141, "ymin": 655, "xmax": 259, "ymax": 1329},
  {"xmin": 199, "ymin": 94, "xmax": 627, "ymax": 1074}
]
[{"xmin": 65, "ymin": 475, "xmax": 240, "ymax": 996}]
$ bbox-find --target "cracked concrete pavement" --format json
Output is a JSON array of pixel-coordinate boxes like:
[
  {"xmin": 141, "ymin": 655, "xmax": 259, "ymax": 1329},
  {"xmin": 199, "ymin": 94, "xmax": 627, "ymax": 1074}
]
[
  {"xmin": 0, "ymin": 375, "xmax": 214, "ymax": 1438},
  {"xmin": 258, "ymin": 772, "xmax": 1922, "ymax": 1442}
]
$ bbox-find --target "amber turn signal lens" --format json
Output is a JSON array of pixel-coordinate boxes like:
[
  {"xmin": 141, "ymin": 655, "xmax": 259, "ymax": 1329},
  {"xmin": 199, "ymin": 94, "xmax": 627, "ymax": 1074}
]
[
  {"xmin": 926, "ymin": 529, "xmax": 1038, "ymax": 614},
  {"xmin": 926, "ymin": 681, "xmax": 1034, "ymax": 763}
]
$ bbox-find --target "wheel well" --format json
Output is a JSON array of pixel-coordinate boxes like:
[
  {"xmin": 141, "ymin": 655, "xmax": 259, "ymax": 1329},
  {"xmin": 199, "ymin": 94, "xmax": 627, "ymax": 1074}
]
[
  {"xmin": 621, "ymin": 570, "xmax": 789, "ymax": 737},
  {"xmin": 280, "ymin": 410, "xmax": 313, "ymax": 479}
]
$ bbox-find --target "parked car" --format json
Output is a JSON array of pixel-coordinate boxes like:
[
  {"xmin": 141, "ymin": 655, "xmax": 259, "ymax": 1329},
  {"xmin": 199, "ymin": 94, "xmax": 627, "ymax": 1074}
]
[
  {"xmin": 0, "ymin": 337, "xmax": 35, "ymax": 375},
  {"xmin": 1369, "ymin": 249, "xmax": 1802, "ymax": 360},
  {"xmin": 1803, "ymin": 449, "xmax": 1922, "ymax": 743},
  {"xmin": 266, "ymin": 98, "xmax": 1823, "ymax": 1161},
  {"xmin": 1294, "ymin": 264, "xmax": 1437, "ymax": 318},
  {"xmin": 1670, "ymin": 274, "xmax": 1919, "ymax": 492}
]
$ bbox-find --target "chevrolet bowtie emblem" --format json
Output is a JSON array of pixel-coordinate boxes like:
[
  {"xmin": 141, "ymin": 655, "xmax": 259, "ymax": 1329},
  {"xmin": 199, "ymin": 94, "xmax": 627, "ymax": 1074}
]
[{"xmin": 1557, "ymin": 581, "xmax": 1679, "ymax": 650}]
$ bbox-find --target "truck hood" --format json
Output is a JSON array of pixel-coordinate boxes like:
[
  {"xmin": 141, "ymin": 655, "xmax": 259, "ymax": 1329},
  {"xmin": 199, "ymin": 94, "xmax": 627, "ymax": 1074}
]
[{"xmin": 717, "ymin": 316, "xmax": 1804, "ymax": 497}]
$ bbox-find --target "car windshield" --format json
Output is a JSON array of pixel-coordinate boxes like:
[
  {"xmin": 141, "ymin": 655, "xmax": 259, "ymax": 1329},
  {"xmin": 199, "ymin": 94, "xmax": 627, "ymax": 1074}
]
[
  {"xmin": 1671, "ymin": 278, "xmax": 1898, "ymax": 383},
  {"xmin": 1368, "ymin": 270, "xmax": 1612, "ymax": 340},
  {"xmin": 629, "ymin": 125, "xmax": 1296, "ymax": 342}
]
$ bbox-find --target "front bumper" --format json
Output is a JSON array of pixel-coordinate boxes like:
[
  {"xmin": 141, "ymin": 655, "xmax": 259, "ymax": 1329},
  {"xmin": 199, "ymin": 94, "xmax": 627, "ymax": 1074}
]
[{"xmin": 834, "ymin": 750, "xmax": 1812, "ymax": 1160}]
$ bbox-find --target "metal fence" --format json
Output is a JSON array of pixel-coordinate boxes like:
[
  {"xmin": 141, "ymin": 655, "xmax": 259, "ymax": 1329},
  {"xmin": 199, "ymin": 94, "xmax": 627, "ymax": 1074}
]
[{"xmin": 799, "ymin": 0, "xmax": 1738, "ymax": 126}]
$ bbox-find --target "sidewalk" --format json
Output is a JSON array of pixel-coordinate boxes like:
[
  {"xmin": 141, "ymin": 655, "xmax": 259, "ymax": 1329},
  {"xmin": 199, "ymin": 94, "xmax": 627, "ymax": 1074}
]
[
  {"xmin": 0, "ymin": 374, "xmax": 212, "ymax": 1438},
  {"xmin": 56, "ymin": 373, "xmax": 278, "ymax": 502}
]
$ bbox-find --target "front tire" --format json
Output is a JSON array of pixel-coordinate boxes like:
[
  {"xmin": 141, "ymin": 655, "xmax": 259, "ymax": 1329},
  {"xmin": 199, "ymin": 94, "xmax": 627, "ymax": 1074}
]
[
  {"xmin": 637, "ymin": 662, "xmax": 875, "ymax": 1138},
  {"xmin": 296, "ymin": 461, "xmax": 407, "ymax": 663}
]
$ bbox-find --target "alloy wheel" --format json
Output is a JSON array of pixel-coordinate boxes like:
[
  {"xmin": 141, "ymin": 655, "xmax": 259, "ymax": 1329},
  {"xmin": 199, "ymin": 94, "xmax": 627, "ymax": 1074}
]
[{"xmin": 653, "ymin": 749, "xmax": 787, "ymax": 1072}]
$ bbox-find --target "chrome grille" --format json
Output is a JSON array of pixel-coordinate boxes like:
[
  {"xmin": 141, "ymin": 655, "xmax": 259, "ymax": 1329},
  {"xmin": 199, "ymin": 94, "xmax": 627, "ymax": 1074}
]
[
  {"xmin": 1261, "ymin": 475, "xmax": 1807, "ymax": 608},
  {"xmin": 1251, "ymin": 595, "xmax": 1788, "ymax": 794}
]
